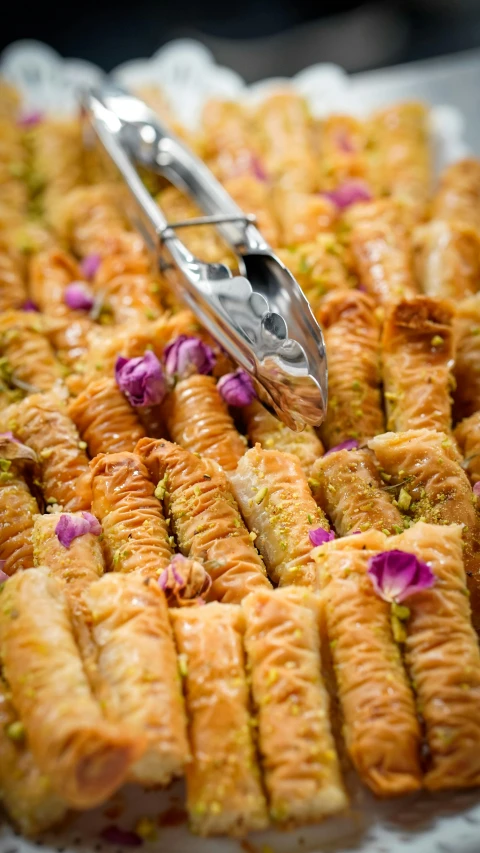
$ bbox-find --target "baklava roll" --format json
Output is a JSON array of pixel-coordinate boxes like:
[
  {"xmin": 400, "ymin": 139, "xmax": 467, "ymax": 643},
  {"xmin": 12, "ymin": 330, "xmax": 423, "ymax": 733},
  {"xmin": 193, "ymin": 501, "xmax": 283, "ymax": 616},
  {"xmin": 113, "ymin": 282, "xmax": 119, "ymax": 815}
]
[
  {"xmin": 0, "ymin": 569, "xmax": 142, "ymax": 808},
  {"xmin": 243, "ymin": 399, "xmax": 324, "ymax": 477},
  {"xmin": 230, "ymin": 445, "xmax": 328, "ymax": 587},
  {"xmin": 453, "ymin": 295, "xmax": 480, "ymax": 421},
  {"xmin": 242, "ymin": 588, "xmax": 348, "ymax": 822},
  {"xmin": 202, "ymin": 98, "xmax": 260, "ymax": 178},
  {"xmin": 163, "ymin": 374, "xmax": 246, "ymax": 472},
  {"xmin": 432, "ymin": 158, "xmax": 480, "ymax": 231},
  {"xmin": 68, "ymin": 377, "xmax": 147, "ymax": 456},
  {"xmin": 0, "ymin": 118, "xmax": 28, "ymax": 214},
  {"xmin": 0, "ymin": 311, "xmax": 64, "ymax": 394},
  {"xmin": 136, "ymin": 438, "xmax": 271, "ymax": 601},
  {"xmin": 29, "ymin": 247, "xmax": 92, "ymax": 365},
  {"xmin": 83, "ymin": 572, "xmax": 189, "ymax": 786},
  {"xmin": 275, "ymin": 192, "xmax": 337, "ymax": 246},
  {"xmin": 0, "ymin": 680, "xmax": 67, "ymax": 836},
  {"xmin": 0, "ymin": 437, "xmax": 38, "ymax": 574},
  {"xmin": 382, "ymin": 296, "xmax": 455, "ymax": 433},
  {"xmin": 387, "ymin": 522, "xmax": 480, "ymax": 789},
  {"xmin": 317, "ymin": 114, "xmax": 369, "ymax": 191},
  {"xmin": 318, "ymin": 290, "xmax": 384, "ymax": 448},
  {"xmin": 315, "ymin": 532, "xmax": 422, "ymax": 795},
  {"xmin": 367, "ymin": 101, "xmax": 431, "ymax": 223},
  {"xmin": 413, "ymin": 219, "xmax": 480, "ymax": 301},
  {"xmin": 171, "ymin": 603, "xmax": 268, "ymax": 836},
  {"xmin": 343, "ymin": 199, "xmax": 417, "ymax": 304},
  {"xmin": 310, "ymin": 447, "xmax": 404, "ymax": 536},
  {"xmin": 255, "ymin": 92, "xmax": 317, "ymax": 192},
  {"xmin": 0, "ymin": 241, "xmax": 27, "ymax": 311},
  {"xmin": 8, "ymin": 392, "xmax": 92, "ymax": 510},
  {"xmin": 90, "ymin": 451, "xmax": 173, "ymax": 575},
  {"xmin": 454, "ymin": 411, "xmax": 480, "ymax": 486},
  {"xmin": 94, "ymin": 262, "xmax": 163, "ymax": 324},
  {"xmin": 30, "ymin": 119, "xmax": 85, "ymax": 222},
  {"xmin": 277, "ymin": 235, "xmax": 352, "ymax": 312},
  {"xmin": 369, "ymin": 429, "xmax": 480, "ymax": 626}
]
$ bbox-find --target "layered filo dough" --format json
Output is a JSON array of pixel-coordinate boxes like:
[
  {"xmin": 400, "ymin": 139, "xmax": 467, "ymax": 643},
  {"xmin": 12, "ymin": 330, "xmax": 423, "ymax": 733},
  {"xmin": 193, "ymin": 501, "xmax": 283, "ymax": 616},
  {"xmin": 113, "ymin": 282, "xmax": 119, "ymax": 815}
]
[
  {"xmin": 231, "ymin": 444, "xmax": 329, "ymax": 587},
  {"xmin": 311, "ymin": 447, "xmax": 404, "ymax": 536},
  {"xmin": 381, "ymin": 296, "xmax": 455, "ymax": 433},
  {"xmin": 0, "ymin": 311, "xmax": 65, "ymax": 393},
  {"xmin": 171, "ymin": 603, "xmax": 269, "ymax": 836},
  {"xmin": 0, "ymin": 568, "xmax": 142, "ymax": 809},
  {"xmin": 0, "ymin": 437, "xmax": 38, "ymax": 574},
  {"xmin": 315, "ymin": 531, "xmax": 423, "ymax": 796},
  {"xmin": 242, "ymin": 588, "xmax": 348, "ymax": 822},
  {"xmin": 453, "ymin": 295, "xmax": 480, "ymax": 422},
  {"xmin": 455, "ymin": 411, "xmax": 480, "ymax": 486},
  {"xmin": 318, "ymin": 290, "xmax": 384, "ymax": 449},
  {"xmin": 162, "ymin": 374, "xmax": 246, "ymax": 471},
  {"xmin": 243, "ymin": 399, "xmax": 324, "ymax": 477},
  {"xmin": 413, "ymin": 219, "xmax": 480, "ymax": 301},
  {"xmin": 68, "ymin": 377, "xmax": 147, "ymax": 456},
  {"xmin": 90, "ymin": 451, "xmax": 173, "ymax": 575},
  {"xmin": 136, "ymin": 438, "xmax": 271, "ymax": 601}
]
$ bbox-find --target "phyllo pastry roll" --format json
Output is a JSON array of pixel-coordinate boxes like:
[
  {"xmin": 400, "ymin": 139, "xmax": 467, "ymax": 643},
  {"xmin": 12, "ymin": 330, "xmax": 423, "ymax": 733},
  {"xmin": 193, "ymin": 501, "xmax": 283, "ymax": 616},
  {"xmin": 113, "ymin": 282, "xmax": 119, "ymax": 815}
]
[
  {"xmin": 90, "ymin": 451, "xmax": 173, "ymax": 575},
  {"xmin": 93, "ymin": 262, "xmax": 163, "ymax": 325},
  {"xmin": 367, "ymin": 101, "xmax": 431, "ymax": 223},
  {"xmin": 82, "ymin": 572, "xmax": 189, "ymax": 786},
  {"xmin": 255, "ymin": 92, "xmax": 317, "ymax": 193},
  {"xmin": 317, "ymin": 114, "xmax": 369, "ymax": 191},
  {"xmin": 68, "ymin": 377, "xmax": 147, "ymax": 456},
  {"xmin": 315, "ymin": 532, "xmax": 422, "ymax": 795},
  {"xmin": 382, "ymin": 296, "xmax": 455, "ymax": 433},
  {"xmin": 30, "ymin": 119, "xmax": 85, "ymax": 222},
  {"xmin": 432, "ymin": 158, "xmax": 480, "ymax": 231},
  {"xmin": 136, "ymin": 439, "xmax": 271, "ymax": 602},
  {"xmin": 230, "ymin": 445, "xmax": 328, "ymax": 587},
  {"xmin": 32, "ymin": 511, "xmax": 104, "ymax": 591},
  {"xmin": 387, "ymin": 523, "xmax": 480, "ymax": 789},
  {"xmin": 413, "ymin": 219, "xmax": 480, "ymax": 301},
  {"xmin": 162, "ymin": 374, "xmax": 246, "ymax": 472},
  {"xmin": 0, "ymin": 239, "xmax": 28, "ymax": 311},
  {"xmin": 277, "ymin": 236, "xmax": 352, "ymax": 313},
  {"xmin": 453, "ymin": 295, "xmax": 480, "ymax": 421},
  {"xmin": 455, "ymin": 412, "xmax": 480, "ymax": 486},
  {"xmin": 7, "ymin": 392, "xmax": 92, "ymax": 511},
  {"xmin": 274, "ymin": 192, "xmax": 337, "ymax": 246},
  {"xmin": 311, "ymin": 447, "xmax": 404, "ymax": 536},
  {"xmin": 0, "ymin": 679, "xmax": 67, "ymax": 836},
  {"xmin": 0, "ymin": 568, "xmax": 142, "ymax": 809},
  {"xmin": 0, "ymin": 311, "xmax": 64, "ymax": 394},
  {"xmin": 343, "ymin": 199, "xmax": 417, "ymax": 304},
  {"xmin": 0, "ymin": 434, "xmax": 38, "ymax": 574},
  {"xmin": 171, "ymin": 603, "xmax": 268, "ymax": 836},
  {"xmin": 243, "ymin": 399, "xmax": 324, "ymax": 477},
  {"xmin": 29, "ymin": 247, "xmax": 92, "ymax": 365},
  {"xmin": 318, "ymin": 290, "xmax": 384, "ymax": 448},
  {"xmin": 242, "ymin": 588, "xmax": 348, "ymax": 822},
  {"xmin": 201, "ymin": 98, "xmax": 259, "ymax": 179},
  {"xmin": 369, "ymin": 429, "xmax": 480, "ymax": 626}
]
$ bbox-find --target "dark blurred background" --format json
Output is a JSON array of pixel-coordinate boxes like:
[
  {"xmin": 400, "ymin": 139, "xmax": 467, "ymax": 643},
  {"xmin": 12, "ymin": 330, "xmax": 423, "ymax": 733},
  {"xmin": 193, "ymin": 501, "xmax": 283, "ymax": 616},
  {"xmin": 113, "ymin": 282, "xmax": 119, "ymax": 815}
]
[{"xmin": 1, "ymin": 0, "xmax": 480, "ymax": 79}]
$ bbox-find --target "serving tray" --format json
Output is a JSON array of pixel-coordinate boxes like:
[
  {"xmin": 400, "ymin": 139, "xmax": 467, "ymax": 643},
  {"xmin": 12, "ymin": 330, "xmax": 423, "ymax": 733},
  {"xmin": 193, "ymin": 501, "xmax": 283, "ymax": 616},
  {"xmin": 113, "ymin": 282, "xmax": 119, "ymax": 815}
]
[{"xmin": 0, "ymin": 36, "xmax": 479, "ymax": 853}]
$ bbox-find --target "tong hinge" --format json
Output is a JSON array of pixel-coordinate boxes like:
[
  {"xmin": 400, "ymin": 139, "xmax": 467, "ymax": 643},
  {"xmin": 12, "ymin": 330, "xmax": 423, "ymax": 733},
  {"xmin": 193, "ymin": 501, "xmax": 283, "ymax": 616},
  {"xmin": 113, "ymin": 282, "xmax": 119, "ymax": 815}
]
[{"xmin": 160, "ymin": 213, "xmax": 256, "ymax": 241}]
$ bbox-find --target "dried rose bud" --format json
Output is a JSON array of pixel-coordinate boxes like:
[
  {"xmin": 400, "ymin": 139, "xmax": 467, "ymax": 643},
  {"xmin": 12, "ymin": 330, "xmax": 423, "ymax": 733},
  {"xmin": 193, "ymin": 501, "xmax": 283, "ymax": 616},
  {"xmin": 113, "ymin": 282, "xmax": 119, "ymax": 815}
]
[
  {"xmin": 324, "ymin": 439, "xmax": 359, "ymax": 457},
  {"xmin": 321, "ymin": 181, "xmax": 372, "ymax": 210},
  {"xmin": 64, "ymin": 281, "xmax": 95, "ymax": 311},
  {"xmin": 164, "ymin": 335, "xmax": 216, "ymax": 380},
  {"xmin": 55, "ymin": 512, "xmax": 101, "ymax": 549},
  {"xmin": 217, "ymin": 369, "xmax": 256, "ymax": 407},
  {"xmin": 115, "ymin": 351, "xmax": 166, "ymax": 408},
  {"xmin": 309, "ymin": 527, "xmax": 335, "ymax": 546},
  {"xmin": 80, "ymin": 254, "xmax": 101, "ymax": 281},
  {"xmin": 368, "ymin": 550, "xmax": 435, "ymax": 604},
  {"xmin": 158, "ymin": 554, "xmax": 211, "ymax": 607}
]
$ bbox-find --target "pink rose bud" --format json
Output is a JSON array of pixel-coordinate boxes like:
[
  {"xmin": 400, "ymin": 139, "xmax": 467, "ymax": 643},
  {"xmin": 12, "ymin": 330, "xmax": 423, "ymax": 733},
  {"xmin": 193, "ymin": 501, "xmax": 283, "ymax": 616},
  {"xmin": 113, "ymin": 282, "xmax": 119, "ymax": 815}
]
[
  {"xmin": 217, "ymin": 369, "xmax": 256, "ymax": 407},
  {"xmin": 324, "ymin": 439, "xmax": 359, "ymax": 457},
  {"xmin": 115, "ymin": 351, "xmax": 166, "ymax": 407},
  {"xmin": 64, "ymin": 282, "xmax": 95, "ymax": 311},
  {"xmin": 164, "ymin": 335, "xmax": 216, "ymax": 380},
  {"xmin": 309, "ymin": 527, "xmax": 336, "ymax": 546},
  {"xmin": 55, "ymin": 512, "xmax": 102, "ymax": 549},
  {"xmin": 368, "ymin": 549, "xmax": 436, "ymax": 603},
  {"xmin": 321, "ymin": 181, "xmax": 372, "ymax": 210},
  {"xmin": 17, "ymin": 110, "xmax": 43, "ymax": 128},
  {"xmin": 22, "ymin": 299, "xmax": 39, "ymax": 312},
  {"xmin": 80, "ymin": 254, "xmax": 102, "ymax": 281}
]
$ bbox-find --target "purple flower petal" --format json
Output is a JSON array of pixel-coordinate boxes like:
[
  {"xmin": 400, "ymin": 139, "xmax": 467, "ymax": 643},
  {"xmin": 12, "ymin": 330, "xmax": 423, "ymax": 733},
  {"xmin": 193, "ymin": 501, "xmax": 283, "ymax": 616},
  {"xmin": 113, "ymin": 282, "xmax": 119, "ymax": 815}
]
[
  {"xmin": 473, "ymin": 482, "xmax": 480, "ymax": 497},
  {"xmin": 0, "ymin": 432, "xmax": 20, "ymax": 444},
  {"xmin": 250, "ymin": 154, "xmax": 268, "ymax": 182},
  {"xmin": 321, "ymin": 181, "xmax": 372, "ymax": 211},
  {"xmin": 159, "ymin": 554, "xmax": 212, "ymax": 606},
  {"xmin": 335, "ymin": 130, "xmax": 356, "ymax": 153},
  {"xmin": 309, "ymin": 527, "xmax": 336, "ymax": 546},
  {"xmin": 217, "ymin": 369, "xmax": 256, "ymax": 407},
  {"xmin": 17, "ymin": 110, "xmax": 43, "ymax": 128},
  {"xmin": 100, "ymin": 826, "xmax": 143, "ymax": 847},
  {"xmin": 164, "ymin": 335, "xmax": 216, "ymax": 380},
  {"xmin": 22, "ymin": 300, "xmax": 39, "ymax": 312},
  {"xmin": 324, "ymin": 439, "xmax": 359, "ymax": 458},
  {"xmin": 55, "ymin": 512, "xmax": 101, "ymax": 549},
  {"xmin": 64, "ymin": 282, "xmax": 95, "ymax": 311},
  {"xmin": 115, "ymin": 351, "xmax": 166, "ymax": 408},
  {"xmin": 80, "ymin": 254, "xmax": 102, "ymax": 281},
  {"xmin": 368, "ymin": 549, "xmax": 436, "ymax": 603}
]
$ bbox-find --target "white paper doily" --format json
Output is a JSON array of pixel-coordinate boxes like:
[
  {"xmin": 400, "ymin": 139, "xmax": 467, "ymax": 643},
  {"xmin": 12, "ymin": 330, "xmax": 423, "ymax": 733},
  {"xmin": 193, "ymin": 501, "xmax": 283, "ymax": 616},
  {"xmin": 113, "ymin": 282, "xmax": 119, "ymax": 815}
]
[{"xmin": 0, "ymin": 35, "xmax": 477, "ymax": 853}]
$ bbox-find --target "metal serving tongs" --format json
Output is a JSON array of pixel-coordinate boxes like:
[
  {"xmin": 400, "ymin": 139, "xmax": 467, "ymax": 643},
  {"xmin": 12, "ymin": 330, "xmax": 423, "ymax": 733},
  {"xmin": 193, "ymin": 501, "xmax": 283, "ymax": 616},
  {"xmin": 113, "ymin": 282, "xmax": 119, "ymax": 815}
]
[{"xmin": 82, "ymin": 83, "xmax": 328, "ymax": 430}]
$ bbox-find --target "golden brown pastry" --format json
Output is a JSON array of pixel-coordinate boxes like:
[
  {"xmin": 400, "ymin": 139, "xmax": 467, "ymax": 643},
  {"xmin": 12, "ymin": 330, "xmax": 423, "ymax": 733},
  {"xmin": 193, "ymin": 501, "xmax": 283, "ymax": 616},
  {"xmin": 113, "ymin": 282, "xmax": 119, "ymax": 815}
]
[
  {"xmin": 243, "ymin": 399, "xmax": 324, "ymax": 477},
  {"xmin": 455, "ymin": 411, "xmax": 480, "ymax": 486},
  {"xmin": 432, "ymin": 158, "xmax": 480, "ymax": 231},
  {"xmin": 171, "ymin": 603, "xmax": 268, "ymax": 836},
  {"xmin": 68, "ymin": 377, "xmax": 147, "ymax": 457},
  {"xmin": 136, "ymin": 438, "xmax": 271, "ymax": 602},
  {"xmin": 453, "ymin": 295, "xmax": 480, "ymax": 421},
  {"xmin": 413, "ymin": 219, "xmax": 480, "ymax": 301},
  {"xmin": 0, "ymin": 311, "xmax": 64, "ymax": 394},
  {"xmin": 277, "ymin": 236, "xmax": 353, "ymax": 312},
  {"xmin": 90, "ymin": 451, "xmax": 173, "ymax": 575},
  {"xmin": 0, "ymin": 436, "xmax": 38, "ymax": 574}
]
